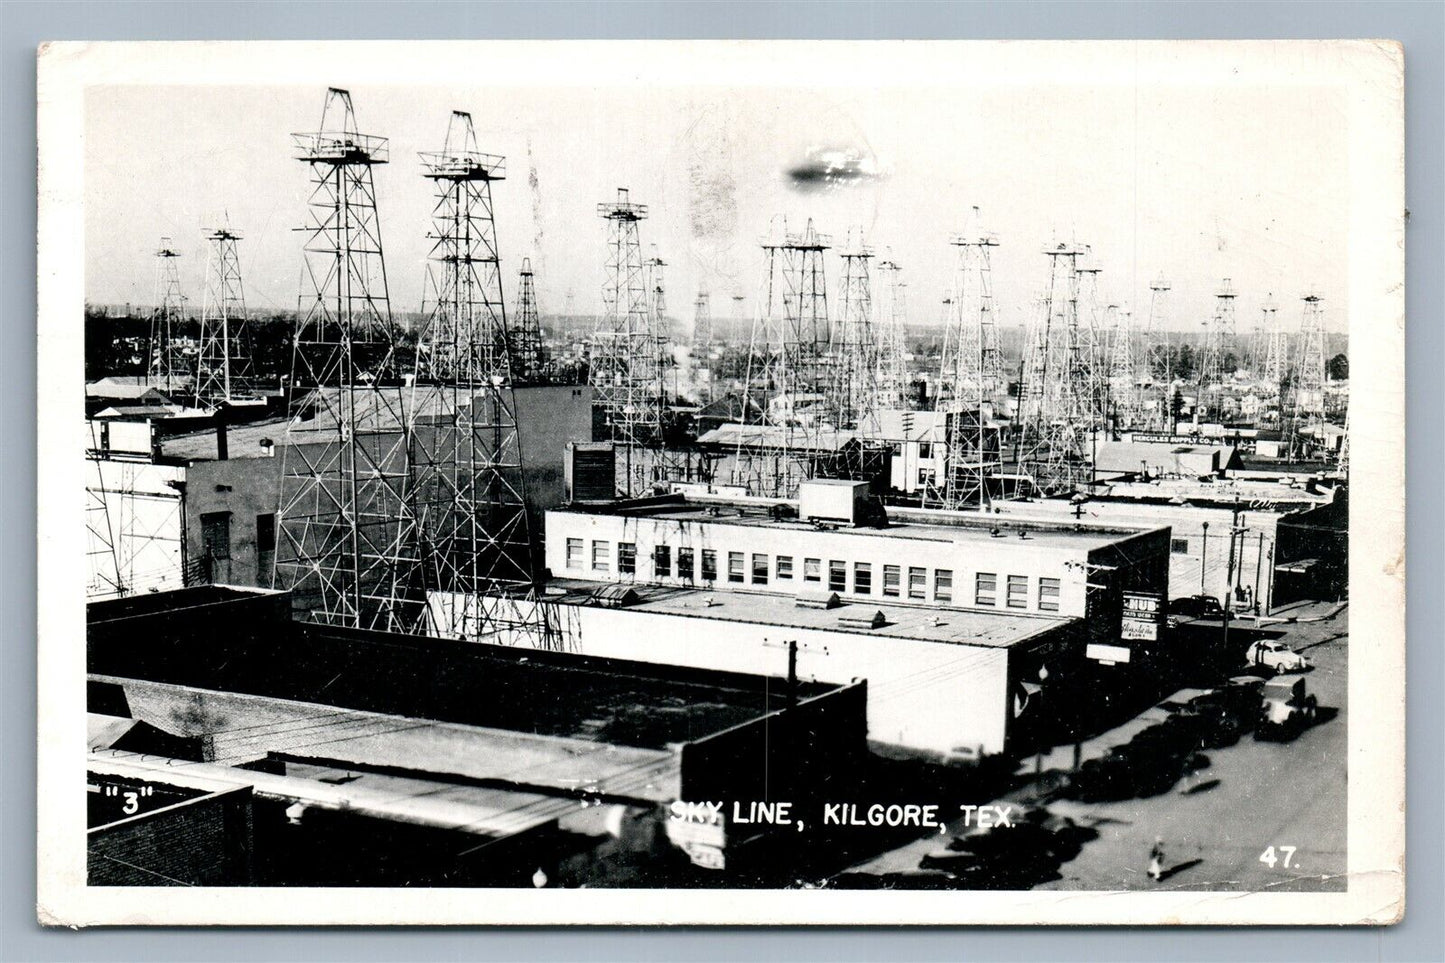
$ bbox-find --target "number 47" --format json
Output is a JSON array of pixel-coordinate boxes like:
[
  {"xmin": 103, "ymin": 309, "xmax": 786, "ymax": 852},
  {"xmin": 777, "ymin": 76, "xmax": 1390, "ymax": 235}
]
[{"xmin": 1259, "ymin": 845, "xmax": 1298, "ymax": 869}]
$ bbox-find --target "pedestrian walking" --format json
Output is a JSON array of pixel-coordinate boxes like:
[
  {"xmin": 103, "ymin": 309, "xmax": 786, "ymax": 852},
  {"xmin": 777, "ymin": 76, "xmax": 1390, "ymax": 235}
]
[{"xmin": 1148, "ymin": 837, "xmax": 1166, "ymax": 883}]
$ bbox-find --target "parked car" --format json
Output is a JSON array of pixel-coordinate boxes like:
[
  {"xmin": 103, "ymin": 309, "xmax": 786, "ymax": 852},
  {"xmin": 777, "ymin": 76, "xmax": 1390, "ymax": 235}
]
[
  {"xmin": 1169, "ymin": 594, "xmax": 1225, "ymax": 620},
  {"xmin": 1255, "ymin": 674, "xmax": 1318, "ymax": 739},
  {"xmin": 1248, "ymin": 639, "xmax": 1312, "ymax": 673}
]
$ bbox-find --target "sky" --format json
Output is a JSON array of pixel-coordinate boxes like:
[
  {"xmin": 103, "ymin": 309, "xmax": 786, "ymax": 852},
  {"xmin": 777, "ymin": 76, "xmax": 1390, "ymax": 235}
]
[{"xmin": 84, "ymin": 78, "xmax": 1349, "ymax": 334}]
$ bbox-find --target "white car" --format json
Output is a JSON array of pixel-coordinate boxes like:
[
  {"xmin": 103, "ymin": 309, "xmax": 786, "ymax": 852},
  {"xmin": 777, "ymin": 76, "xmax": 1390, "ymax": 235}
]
[{"xmin": 1248, "ymin": 640, "xmax": 1311, "ymax": 672}]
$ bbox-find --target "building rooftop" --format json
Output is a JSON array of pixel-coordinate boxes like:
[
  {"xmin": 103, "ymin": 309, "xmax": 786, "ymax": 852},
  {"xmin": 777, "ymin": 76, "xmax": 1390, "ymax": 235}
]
[
  {"xmin": 88, "ymin": 586, "xmax": 833, "ymax": 753},
  {"xmin": 543, "ymin": 577, "xmax": 1073, "ymax": 649},
  {"xmin": 159, "ymin": 417, "xmax": 288, "ymax": 461},
  {"xmin": 566, "ymin": 494, "xmax": 1162, "ymax": 553}
]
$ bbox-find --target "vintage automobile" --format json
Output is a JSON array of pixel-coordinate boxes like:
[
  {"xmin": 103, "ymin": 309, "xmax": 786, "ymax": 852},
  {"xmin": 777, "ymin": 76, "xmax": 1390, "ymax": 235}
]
[
  {"xmin": 1168, "ymin": 594, "xmax": 1225, "ymax": 621},
  {"xmin": 1255, "ymin": 674, "xmax": 1319, "ymax": 739},
  {"xmin": 1247, "ymin": 639, "xmax": 1313, "ymax": 673}
]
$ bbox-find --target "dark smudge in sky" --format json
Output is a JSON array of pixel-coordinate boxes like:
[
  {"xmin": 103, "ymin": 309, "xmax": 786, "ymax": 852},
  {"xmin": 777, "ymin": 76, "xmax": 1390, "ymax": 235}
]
[{"xmin": 785, "ymin": 145, "xmax": 882, "ymax": 194}]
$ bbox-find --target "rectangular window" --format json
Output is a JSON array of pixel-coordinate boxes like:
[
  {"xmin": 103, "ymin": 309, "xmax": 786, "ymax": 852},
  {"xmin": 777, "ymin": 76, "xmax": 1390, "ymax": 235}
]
[
  {"xmin": 854, "ymin": 562, "xmax": 872, "ymax": 595},
  {"xmin": 728, "ymin": 551, "xmax": 745, "ymax": 583},
  {"xmin": 975, "ymin": 572, "xmax": 997, "ymax": 606},
  {"xmin": 653, "ymin": 545, "xmax": 672, "ymax": 579},
  {"xmin": 618, "ymin": 542, "xmax": 636, "ymax": 576},
  {"xmin": 752, "ymin": 553, "xmax": 769, "ymax": 585},
  {"xmin": 1171, "ymin": 537, "xmax": 1190, "ymax": 554},
  {"xmin": 1007, "ymin": 575, "xmax": 1029, "ymax": 609},
  {"xmin": 804, "ymin": 558, "xmax": 821, "ymax": 583},
  {"xmin": 828, "ymin": 560, "xmax": 847, "ymax": 593},
  {"xmin": 935, "ymin": 569, "xmax": 953, "ymax": 603},
  {"xmin": 883, "ymin": 565, "xmax": 901, "ymax": 597},
  {"xmin": 908, "ymin": 566, "xmax": 927, "ymax": 600},
  {"xmin": 1038, "ymin": 577, "xmax": 1061, "ymax": 612},
  {"xmin": 701, "ymin": 549, "xmax": 718, "ymax": 582},
  {"xmin": 776, "ymin": 555, "xmax": 794, "ymax": 580},
  {"xmin": 200, "ymin": 512, "xmax": 231, "ymax": 560},
  {"xmin": 677, "ymin": 547, "xmax": 695, "ymax": 581},
  {"xmin": 591, "ymin": 540, "xmax": 610, "ymax": 573},
  {"xmin": 566, "ymin": 537, "xmax": 583, "ymax": 569},
  {"xmin": 255, "ymin": 513, "xmax": 276, "ymax": 555}
]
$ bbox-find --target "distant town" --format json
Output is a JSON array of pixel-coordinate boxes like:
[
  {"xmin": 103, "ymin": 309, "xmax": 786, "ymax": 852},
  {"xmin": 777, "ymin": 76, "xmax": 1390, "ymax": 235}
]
[{"xmin": 84, "ymin": 88, "xmax": 1349, "ymax": 893}]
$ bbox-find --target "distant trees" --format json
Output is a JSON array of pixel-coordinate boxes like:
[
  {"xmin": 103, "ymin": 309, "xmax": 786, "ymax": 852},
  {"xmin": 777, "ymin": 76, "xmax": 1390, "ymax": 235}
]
[
  {"xmin": 1327, "ymin": 353, "xmax": 1349, "ymax": 381},
  {"xmin": 1172, "ymin": 343, "xmax": 1196, "ymax": 381}
]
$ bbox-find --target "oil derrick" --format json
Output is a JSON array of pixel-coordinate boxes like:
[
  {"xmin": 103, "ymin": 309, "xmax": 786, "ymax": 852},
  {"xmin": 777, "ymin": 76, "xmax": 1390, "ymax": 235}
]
[
  {"xmin": 274, "ymin": 87, "xmax": 417, "ymax": 631},
  {"xmin": 148, "ymin": 238, "xmax": 187, "ymax": 394},
  {"xmin": 1293, "ymin": 292, "xmax": 1328, "ymax": 425},
  {"xmin": 1073, "ymin": 258, "xmax": 1107, "ymax": 422},
  {"xmin": 692, "ymin": 286, "xmax": 712, "ymax": 348},
  {"xmin": 644, "ymin": 251, "xmax": 675, "ymax": 408},
  {"xmin": 829, "ymin": 228, "xmax": 879, "ymax": 434},
  {"xmin": 86, "ymin": 423, "xmax": 124, "ymax": 599},
  {"xmin": 194, "ymin": 223, "xmax": 252, "ymax": 406},
  {"xmin": 931, "ymin": 210, "xmax": 1003, "ymax": 509},
  {"xmin": 938, "ymin": 209, "xmax": 1002, "ymax": 410},
  {"xmin": 1140, "ymin": 274, "xmax": 1172, "ymax": 428},
  {"xmin": 1197, "ymin": 278, "xmax": 1238, "ymax": 422},
  {"xmin": 873, "ymin": 257, "xmax": 909, "ymax": 409},
  {"xmin": 590, "ymin": 188, "xmax": 665, "ymax": 494},
  {"xmin": 1106, "ymin": 304, "xmax": 1135, "ymax": 427},
  {"xmin": 1261, "ymin": 296, "xmax": 1287, "ymax": 395},
  {"xmin": 734, "ymin": 218, "xmax": 831, "ymax": 497},
  {"xmin": 408, "ymin": 109, "xmax": 548, "ymax": 644},
  {"xmin": 1016, "ymin": 242, "xmax": 1093, "ymax": 494},
  {"xmin": 510, "ymin": 258, "xmax": 544, "ymax": 384}
]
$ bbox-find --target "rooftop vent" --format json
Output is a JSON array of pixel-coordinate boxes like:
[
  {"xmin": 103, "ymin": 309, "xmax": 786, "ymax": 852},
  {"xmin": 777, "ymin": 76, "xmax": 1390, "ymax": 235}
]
[
  {"xmin": 590, "ymin": 584, "xmax": 641, "ymax": 609},
  {"xmin": 795, "ymin": 590, "xmax": 842, "ymax": 610},
  {"xmin": 838, "ymin": 610, "xmax": 887, "ymax": 630}
]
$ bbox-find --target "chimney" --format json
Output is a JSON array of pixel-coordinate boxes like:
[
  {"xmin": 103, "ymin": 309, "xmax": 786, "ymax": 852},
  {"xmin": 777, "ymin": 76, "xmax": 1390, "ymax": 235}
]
[{"xmin": 214, "ymin": 407, "xmax": 229, "ymax": 461}]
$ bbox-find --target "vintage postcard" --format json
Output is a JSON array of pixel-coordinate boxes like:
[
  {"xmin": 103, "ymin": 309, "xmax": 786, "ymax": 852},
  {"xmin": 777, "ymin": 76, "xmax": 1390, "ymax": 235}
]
[{"xmin": 37, "ymin": 39, "xmax": 1404, "ymax": 925}]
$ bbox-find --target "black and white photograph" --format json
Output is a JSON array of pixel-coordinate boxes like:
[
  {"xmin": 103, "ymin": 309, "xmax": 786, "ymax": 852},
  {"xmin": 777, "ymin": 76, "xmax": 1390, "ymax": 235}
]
[{"xmin": 37, "ymin": 39, "xmax": 1405, "ymax": 925}]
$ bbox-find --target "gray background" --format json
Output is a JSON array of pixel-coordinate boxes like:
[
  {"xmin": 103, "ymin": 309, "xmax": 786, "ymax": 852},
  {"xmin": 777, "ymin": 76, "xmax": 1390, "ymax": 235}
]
[{"xmin": 3, "ymin": 2, "xmax": 1439, "ymax": 960}]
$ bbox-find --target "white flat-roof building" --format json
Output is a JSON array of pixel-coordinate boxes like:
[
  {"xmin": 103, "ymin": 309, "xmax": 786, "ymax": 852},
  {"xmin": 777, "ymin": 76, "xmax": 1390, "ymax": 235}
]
[{"xmin": 464, "ymin": 482, "xmax": 1174, "ymax": 759}]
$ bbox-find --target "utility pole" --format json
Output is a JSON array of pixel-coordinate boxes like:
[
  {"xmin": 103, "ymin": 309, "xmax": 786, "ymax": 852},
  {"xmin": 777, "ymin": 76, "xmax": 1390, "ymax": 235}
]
[{"xmin": 1200, "ymin": 520, "xmax": 1210, "ymax": 593}]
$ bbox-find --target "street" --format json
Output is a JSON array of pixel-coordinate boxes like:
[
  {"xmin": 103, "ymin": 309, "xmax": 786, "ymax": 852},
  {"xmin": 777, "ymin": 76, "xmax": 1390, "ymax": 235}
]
[{"xmin": 846, "ymin": 602, "xmax": 1348, "ymax": 892}]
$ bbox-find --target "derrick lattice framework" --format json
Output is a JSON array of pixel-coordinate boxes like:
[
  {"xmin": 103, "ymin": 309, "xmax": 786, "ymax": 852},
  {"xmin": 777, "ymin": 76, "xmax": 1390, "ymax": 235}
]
[
  {"xmin": 734, "ymin": 218, "xmax": 832, "ymax": 498},
  {"xmin": 510, "ymin": 258, "xmax": 544, "ymax": 385},
  {"xmin": 930, "ymin": 210, "xmax": 1004, "ymax": 509},
  {"xmin": 148, "ymin": 239, "xmax": 188, "ymax": 394},
  {"xmin": 828, "ymin": 229, "xmax": 879, "ymax": 435},
  {"xmin": 590, "ymin": 188, "xmax": 666, "ymax": 493},
  {"xmin": 1074, "ymin": 259, "xmax": 1107, "ymax": 422},
  {"xmin": 409, "ymin": 109, "xmax": 549, "ymax": 645},
  {"xmin": 1106, "ymin": 304, "xmax": 1135, "ymax": 426},
  {"xmin": 274, "ymin": 87, "xmax": 419, "ymax": 632},
  {"xmin": 873, "ymin": 258, "xmax": 909, "ymax": 410},
  {"xmin": 1197, "ymin": 278, "xmax": 1238, "ymax": 421},
  {"xmin": 1293, "ymin": 292, "xmax": 1328, "ymax": 424},
  {"xmin": 195, "ymin": 224, "xmax": 253, "ymax": 406},
  {"xmin": 692, "ymin": 287, "xmax": 712, "ymax": 349},
  {"xmin": 1140, "ymin": 273, "xmax": 1173, "ymax": 429},
  {"xmin": 1261, "ymin": 297, "xmax": 1287, "ymax": 396},
  {"xmin": 1016, "ymin": 242, "xmax": 1094, "ymax": 494}
]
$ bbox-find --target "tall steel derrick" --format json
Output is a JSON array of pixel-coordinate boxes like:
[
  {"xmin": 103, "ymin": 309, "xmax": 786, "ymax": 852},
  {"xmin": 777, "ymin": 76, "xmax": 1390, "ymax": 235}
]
[
  {"xmin": 692, "ymin": 286, "xmax": 712, "ymax": 348},
  {"xmin": 1140, "ymin": 273, "xmax": 1173, "ymax": 428},
  {"xmin": 1293, "ymin": 292, "xmax": 1328, "ymax": 423},
  {"xmin": 930, "ymin": 212, "xmax": 1003, "ymax": 510},
  {"xmin": 1106, "ymin": 303, "xmax": 1136, "ymax": 427},
  {"xmin": 1016, "ymin": 243, "xmax": 1094, "ymax": 494},
  {"xmin": 1260, "ymin": 296, "xmax": 1287, "ymax": 395},
  {"xmin": 510, "ymin": 258, "xmax": 544, "ymax": 384},
  {"xmin": 148, "ymin": 238, "xmax": 188, "ymax": 394},
  {"xmin": 1073, "ymin": 258, "xmax": 1108, "ymax": 422},
  {"xmin": 194, "ymin": 224, "xmax": 252, "ymax": 406},
  {"xmin": 409, "ymin": 109, "xmax": 545, "ymax": 643},
  {"xmin": 734, "ymin": 219, "xmax": 831, "ymax": 497},
  {"xmin": 274, "ymin": 88, "xmax": 418, "ymax": 631},
  {"xmin": 1197, "ymin": 278, "xmax": 1238, "ymax": 422},
  {"xmin": 873, "ymin": 258, "xmax": 909, "ymax": 410},
  {"xmin": 85, "ymin": 423, "xmax": 124, "ymax": 600},
  {"xmin": 590, "ymin": 188, "xmax": 666, "ymax": 494},
  {"xmin": 828, "ymin": 229, "xmax": 879, "ymax": 434}
]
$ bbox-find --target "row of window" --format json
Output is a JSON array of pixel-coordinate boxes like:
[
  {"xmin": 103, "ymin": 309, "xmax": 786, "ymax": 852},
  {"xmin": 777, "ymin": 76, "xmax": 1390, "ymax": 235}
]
[{"xmin": 564, "ymin": 537, "xmax": 1062, "ymax": 612}]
